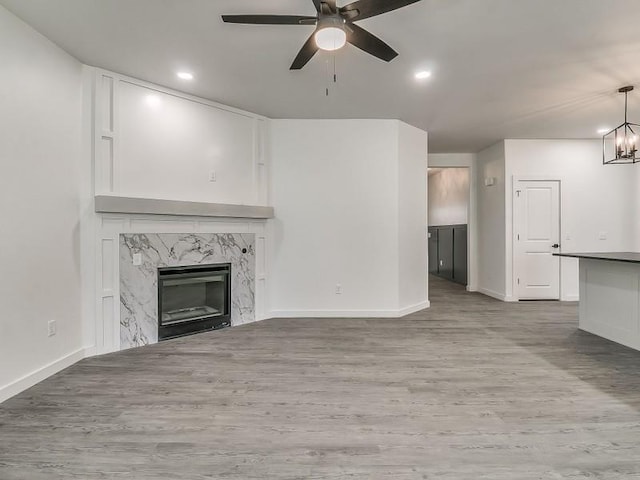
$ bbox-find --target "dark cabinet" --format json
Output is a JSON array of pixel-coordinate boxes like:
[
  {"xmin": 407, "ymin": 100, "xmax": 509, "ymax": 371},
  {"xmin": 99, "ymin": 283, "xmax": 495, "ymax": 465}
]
[
  {"xmin": 428, "ymin": 224, "xmax": 467, "ymax": 286},
  {"xmin": 428, "ymin": 228, "xmax": 439, "ymax": 274}
]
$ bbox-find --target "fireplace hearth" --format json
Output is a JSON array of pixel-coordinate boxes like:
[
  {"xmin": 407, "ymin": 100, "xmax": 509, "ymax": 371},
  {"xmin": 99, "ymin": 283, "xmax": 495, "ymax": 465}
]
[{"xmin": 157, "ymin": 263, "xmax": 231, "ymax": 340}]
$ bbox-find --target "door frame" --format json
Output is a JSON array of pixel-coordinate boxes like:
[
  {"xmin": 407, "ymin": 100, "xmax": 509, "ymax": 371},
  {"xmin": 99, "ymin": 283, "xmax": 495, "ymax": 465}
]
[
  {"xmin": 511, "ymin": 176, "xmax": 562, "ymax": 301},
  {"xmin": 426, "ymin": 162, "xmax": 476, "ymax": 291}
]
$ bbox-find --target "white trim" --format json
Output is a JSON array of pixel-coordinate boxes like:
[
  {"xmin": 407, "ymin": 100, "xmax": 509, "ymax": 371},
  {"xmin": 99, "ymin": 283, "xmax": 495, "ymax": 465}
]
[
  {"xmin": 512, "ymin": 174, "xmax": 568, "ymax": 183},
  {"xmin": 0, "ymin": 347, "xmax": 89, "ymax": 404},
  {"xmin": 270, "ymin": 302, "xmax": 430, "ymax": 319},
  {"xmin": 93, "ymin": 68, "xmax": 268, "ymax": 121},
  {"xmin": 562, "ymin": 294, "xmax": 579, "ymax": 302},
  {"xmin": 478, "ymin": 287, "xmax": 508, "ymax": 301},
  {"xmin": 398, "ymin": 301, "xmax": 430, "ymax": 316}
]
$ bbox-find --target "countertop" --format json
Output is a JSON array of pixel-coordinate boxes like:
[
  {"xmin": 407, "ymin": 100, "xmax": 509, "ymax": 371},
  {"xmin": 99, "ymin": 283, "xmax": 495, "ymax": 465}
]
[{"xmin": 553, "ymin": 252, "xmax": 640, "ymax": 264}]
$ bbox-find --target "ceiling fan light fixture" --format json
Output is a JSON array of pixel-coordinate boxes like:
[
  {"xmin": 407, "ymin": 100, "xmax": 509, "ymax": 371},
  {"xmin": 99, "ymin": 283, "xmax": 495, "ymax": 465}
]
[{"xmin": 315, "ymin": 26, "xmax": 347, "ymax": 51}]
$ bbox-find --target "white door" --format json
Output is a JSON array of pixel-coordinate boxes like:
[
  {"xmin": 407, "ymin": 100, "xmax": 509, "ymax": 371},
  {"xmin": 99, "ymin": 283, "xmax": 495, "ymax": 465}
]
[{"xmin": 514, "ymin": 180, "xmax": 560, "ymax": 300}]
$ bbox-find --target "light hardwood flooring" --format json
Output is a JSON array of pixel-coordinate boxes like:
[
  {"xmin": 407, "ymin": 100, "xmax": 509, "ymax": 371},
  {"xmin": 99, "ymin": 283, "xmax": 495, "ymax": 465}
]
[{"xmin": 2, "ymin": 276, "xmax": 640, "ymax": 479}]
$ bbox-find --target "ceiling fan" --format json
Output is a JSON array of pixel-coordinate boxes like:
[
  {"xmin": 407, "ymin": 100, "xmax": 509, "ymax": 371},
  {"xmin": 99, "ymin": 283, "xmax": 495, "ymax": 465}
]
[{"xmin": 222, "ymin": 0, "xmax": 423, "ymax": 70}]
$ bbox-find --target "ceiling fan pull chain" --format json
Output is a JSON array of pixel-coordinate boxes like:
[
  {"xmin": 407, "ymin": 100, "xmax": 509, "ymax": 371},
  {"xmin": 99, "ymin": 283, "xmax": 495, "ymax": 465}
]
[{"xmin": 325, "ymin": 58, "xmax": 330, "ymax": 96}]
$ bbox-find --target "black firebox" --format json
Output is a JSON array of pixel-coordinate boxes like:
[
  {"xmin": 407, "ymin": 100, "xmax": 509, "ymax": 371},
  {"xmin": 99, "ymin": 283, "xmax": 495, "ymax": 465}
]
[{"xmin": 157, "ymin": 263, "xmax": 231, "ymax": 341}]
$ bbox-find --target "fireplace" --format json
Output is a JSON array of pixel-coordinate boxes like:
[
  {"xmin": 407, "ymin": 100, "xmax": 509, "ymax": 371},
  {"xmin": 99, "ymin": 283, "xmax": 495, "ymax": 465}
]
[{"xmin": 157, "ymin": 263, "xmax": 231, "ymax": 340}]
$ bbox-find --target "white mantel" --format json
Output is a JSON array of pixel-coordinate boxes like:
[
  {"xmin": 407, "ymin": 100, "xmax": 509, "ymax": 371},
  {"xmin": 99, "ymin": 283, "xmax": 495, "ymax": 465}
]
[{"xmin": 95, "ymin": 195, "xmax": 274, "ymax": 219}]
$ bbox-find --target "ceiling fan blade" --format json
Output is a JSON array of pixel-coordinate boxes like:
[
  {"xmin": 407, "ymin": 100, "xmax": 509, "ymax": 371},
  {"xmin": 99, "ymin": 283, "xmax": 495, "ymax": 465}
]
[
  {"xmin": 323, "ymin": 0, "xmax": 337, "ymax": 14},
  {"xmin": 341, "ymin": 0, "xmax": 422, "ymax": 21},
  {"xmin": 290, "ymin": 32, "xmax": 320, "ymax": 70},
  {"xmin": 222, "ymin": 15, "xmax": 316, "ymax": 25},
  {"xmin": 347, "ymin": 23, "xmax": 398, "ymax": 62}
]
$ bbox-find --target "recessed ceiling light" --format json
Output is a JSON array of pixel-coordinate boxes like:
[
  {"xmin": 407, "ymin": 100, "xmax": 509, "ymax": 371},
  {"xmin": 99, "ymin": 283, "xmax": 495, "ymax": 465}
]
[
  {"xmin": 415, "ymin": 70, "xmax": 432, "ymax": 80},
  {"xmin": 177, "ymin": 72, "xmax": 194, "ymax": 81},
  {"xmin": 597, "ymin": 127, "xmax": 610, "ymax": 134}
]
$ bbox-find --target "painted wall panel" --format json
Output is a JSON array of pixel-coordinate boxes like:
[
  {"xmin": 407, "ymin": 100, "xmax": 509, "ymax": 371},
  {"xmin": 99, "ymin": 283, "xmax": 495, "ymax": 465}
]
[{"xmin": 116, "ymin": 81, "xmax": 257, "ymax": 204}]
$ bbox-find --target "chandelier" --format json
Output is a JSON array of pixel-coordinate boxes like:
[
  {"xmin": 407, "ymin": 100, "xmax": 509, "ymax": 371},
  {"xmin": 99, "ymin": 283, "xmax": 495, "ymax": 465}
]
[{"xmin": 603, "ymin": 86, "xmax": 640, "ymax": 164}]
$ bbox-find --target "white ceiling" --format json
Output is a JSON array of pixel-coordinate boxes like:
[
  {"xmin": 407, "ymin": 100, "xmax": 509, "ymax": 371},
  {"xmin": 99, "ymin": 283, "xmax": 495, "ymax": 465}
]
[{"xmin": 3, "ymin": 0, "xmax": 640, "ymax": 152}]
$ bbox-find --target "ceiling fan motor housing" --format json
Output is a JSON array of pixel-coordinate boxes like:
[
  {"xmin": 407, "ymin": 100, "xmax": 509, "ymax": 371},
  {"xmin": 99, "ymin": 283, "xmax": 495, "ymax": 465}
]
[{"xmin": 317, "ymin": 15, "xmax": 347, "ymax": 30}]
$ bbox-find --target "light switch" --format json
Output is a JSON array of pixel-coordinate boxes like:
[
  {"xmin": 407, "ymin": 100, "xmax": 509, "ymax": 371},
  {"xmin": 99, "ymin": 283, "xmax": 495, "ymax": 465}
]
[
  {"xmin": 133, "ymin": 253, "xmax": 142, "ymax": 266},
  {"xmin": 209, "ymin": 171, "xmax": 217, "ymax": 182},
  {"xmin": 598, "ymin": 232, "xmax": 607, "ymax": 241}
]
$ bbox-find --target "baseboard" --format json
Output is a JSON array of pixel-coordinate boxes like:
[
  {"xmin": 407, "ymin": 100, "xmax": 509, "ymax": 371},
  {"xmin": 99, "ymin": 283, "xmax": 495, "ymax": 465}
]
[
  {"xmin": 0, "ymin": 347, "xmax": 89, "ymax": 404},
  {"xmin": 398, "ymin": 300, "xmax": 430, "ymax": 316},
  {"xmin": 270, "ymin": 302, "xmax": 430, "ymax": 319},
  {"xmin": 562, "ymin": 295, "xmax": 579, "ymax": 302},
  {"xmin": 478, "ymin": 287, "xmax": 508, "ymax": 302}
]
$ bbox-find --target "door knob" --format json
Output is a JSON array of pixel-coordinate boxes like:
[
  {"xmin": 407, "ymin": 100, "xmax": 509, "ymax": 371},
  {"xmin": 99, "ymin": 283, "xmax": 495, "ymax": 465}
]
[{"xmin": 552, "ymin": 243, "xmax": 560, "ymax": 249}]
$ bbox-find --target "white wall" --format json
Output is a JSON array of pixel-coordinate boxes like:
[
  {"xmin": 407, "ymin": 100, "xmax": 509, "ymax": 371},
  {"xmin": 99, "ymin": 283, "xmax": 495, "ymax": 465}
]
[
  {"xmin": 504, "ymin": 139, "xmax": 637, "ymax": 301},
  {"xmin": 94, "ymin": 69, "xmax": 268, "ymax": 206},
  {"xmin": 476, "ymin": 142, "xmax": 507, "ymax": 300},
  {"xmin": 428, "ymin": 168, "xmax": 469, "ymax": 226},
  {"xmin": 398, "ymin": 122, "xmax": 429, "ymax": 311},
  {"xmin": 428, "ymin": 153, "xmax": 478, "ymax": 291},
  {"xmin": 268, "ymin": 119, "xmax": 429, "ymax": 316},
  {"xmin": 0, "ymin": 5, "xmax": 84, "ymax": 401}
]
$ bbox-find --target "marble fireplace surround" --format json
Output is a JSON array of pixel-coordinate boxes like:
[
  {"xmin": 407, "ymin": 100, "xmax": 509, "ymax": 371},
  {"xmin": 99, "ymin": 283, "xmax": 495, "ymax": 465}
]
[{"xmin": 119, "ymin": 233, "xmax": 255, "ymax": 350}]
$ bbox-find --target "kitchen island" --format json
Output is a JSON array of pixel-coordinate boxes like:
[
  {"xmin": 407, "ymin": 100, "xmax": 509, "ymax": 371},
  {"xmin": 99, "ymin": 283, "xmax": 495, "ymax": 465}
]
[{"xmin": 555, "ymin": 252, "xmax": 640, "ymax": 351}]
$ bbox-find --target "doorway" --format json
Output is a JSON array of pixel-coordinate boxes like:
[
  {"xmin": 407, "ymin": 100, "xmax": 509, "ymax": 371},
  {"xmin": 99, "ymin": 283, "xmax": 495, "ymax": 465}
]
[
  {"xmin": 428, "ymin": 167, "xmax": 469, "ymax": 286},
  {"xmin": 513, "ymin": 180, "xmax": 561, "ymax": 300}
]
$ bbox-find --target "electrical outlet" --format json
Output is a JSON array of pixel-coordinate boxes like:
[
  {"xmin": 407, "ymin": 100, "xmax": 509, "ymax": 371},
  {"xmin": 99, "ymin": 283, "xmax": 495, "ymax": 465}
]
[
  {"xmin": 47, "ymin": 320, "xmax": 57, "ymax": 337},
  {"xmin": 335, "ymin": 284, "xmax": 343, "ymax": 295},
  {"xmin": 598, "ymin": 231, "xmax": 607, "ymax": 240},
  {"xmin": 209, "ymin": 171, "xmax": 217, "ymax": 182},
  {"xmin": 133, "ymin": 253, "xmax": 142, "ymax": 266}
]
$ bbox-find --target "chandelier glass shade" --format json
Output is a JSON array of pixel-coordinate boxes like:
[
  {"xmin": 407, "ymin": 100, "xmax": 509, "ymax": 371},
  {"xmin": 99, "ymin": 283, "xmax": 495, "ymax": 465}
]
[{"xmin": 603, "ymin": 86, "xmax": 640, "ymax": 164}]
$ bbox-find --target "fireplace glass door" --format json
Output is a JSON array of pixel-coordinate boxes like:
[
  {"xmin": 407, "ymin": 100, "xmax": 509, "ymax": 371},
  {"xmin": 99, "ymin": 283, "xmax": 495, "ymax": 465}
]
[{"xmin": 158, "ymin": 264, "xmax": 231, "ymax": 340}]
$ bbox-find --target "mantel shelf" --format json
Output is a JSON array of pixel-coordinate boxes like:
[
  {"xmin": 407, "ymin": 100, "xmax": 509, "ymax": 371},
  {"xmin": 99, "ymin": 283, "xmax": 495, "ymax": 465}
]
[{"xmin": 95, "ymin": 196, "xmax": 274, "ymax": 219}]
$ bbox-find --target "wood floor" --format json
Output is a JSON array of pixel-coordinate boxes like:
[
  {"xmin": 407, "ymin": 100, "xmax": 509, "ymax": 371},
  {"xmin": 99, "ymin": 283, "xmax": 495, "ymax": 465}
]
[{"xmin": 3, "ymin": 277, "xmax": 640, "ymax": 479}]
